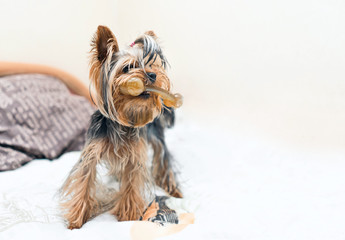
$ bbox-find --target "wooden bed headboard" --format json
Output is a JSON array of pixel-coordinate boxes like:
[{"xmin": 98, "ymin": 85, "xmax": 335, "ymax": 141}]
[{"xmin": 0, "ymin": 61, "xmax": 93, "ymax": 104}]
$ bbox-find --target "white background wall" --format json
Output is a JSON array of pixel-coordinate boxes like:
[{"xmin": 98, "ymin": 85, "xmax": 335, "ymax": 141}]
[
  {"xmin": 0, "ymin": 0, "xmax": 118, "ymax": 82},
  {"xmin": 1, "ymin": 0, "xmax": 345, "ymax": 152}
]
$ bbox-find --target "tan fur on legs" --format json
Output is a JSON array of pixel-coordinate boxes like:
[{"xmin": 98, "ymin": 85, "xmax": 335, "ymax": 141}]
[
  {"xmin": 110, "ymin": 138, "xmax": 150, "ymax": 221},
  {"xmin": 151, "ymin": 140, "xmax": 183, "ymax": 198},
  {"xmin": 60, "ymin": 140, "xmax": 107, "ymax": 229}
]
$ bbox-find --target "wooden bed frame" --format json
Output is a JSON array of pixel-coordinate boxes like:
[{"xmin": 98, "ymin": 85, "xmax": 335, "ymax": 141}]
[{"xmin": 0, "ymin": 61, "xmax": 93, "ymax": 104}]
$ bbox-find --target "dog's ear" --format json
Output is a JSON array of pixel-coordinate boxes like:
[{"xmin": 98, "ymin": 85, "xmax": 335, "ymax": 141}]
[
  {"xmin": 92, "ymin": 25, "xmax": 119, "ymax": 63},
  {"xmin": 145, "ymin": 30, "xmax": 158, "ymax": 39},
  {"xmin": 89, "ymin": 26, "xmax": 119, "ymax": 118}
]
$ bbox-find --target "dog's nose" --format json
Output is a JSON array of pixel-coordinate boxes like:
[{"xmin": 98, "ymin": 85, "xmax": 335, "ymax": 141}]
[{"xmin": 147, "ymin": 72, "xmax": 156, "ymax": 83}]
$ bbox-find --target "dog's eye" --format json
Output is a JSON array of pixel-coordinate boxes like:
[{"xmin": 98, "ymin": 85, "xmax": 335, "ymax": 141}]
[{"xmin": 122, "ymin": 65, "xmax": 130, "ymax": 73}]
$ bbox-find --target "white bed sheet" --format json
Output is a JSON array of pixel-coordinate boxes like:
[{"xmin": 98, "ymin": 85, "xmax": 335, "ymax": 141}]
[{"xmin": 0, "ymin": 115, "xmax": 344, "ymax": 240}]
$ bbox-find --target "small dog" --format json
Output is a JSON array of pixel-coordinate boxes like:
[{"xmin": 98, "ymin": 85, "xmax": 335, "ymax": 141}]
[{"xmin": 60, "ymin": 26, "xmax": 182, "ymax": 229}]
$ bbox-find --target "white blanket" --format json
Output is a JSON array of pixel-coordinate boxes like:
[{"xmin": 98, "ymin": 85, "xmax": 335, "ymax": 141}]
[
  {"xmin": 0, "ymin": 117, "xmax": 228, "ymax": 240},
  {"xmin": 0, "ymin": 115, "xmax": 344, "ymax": 240}
]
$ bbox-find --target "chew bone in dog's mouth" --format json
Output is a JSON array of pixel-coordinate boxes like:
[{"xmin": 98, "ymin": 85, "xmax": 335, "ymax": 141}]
[{"xmin": 120, "ymin": 78, "xmax": 183, "ymax": 108}]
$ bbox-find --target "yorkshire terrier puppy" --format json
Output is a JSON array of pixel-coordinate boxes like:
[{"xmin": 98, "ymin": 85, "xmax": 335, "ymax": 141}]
[{"xmin": 60, "ymin": 26, "xmax": 182, "ymax": 229}]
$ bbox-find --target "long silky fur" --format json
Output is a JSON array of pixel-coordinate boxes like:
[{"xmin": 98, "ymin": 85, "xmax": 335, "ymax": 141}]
[
  {"xmin": 60, "ymin": 139, "xmax": 106, "ymax": 229},
  {"xmin": 60, "ymin": 26, "xmax": 182, "ymax": 229}
]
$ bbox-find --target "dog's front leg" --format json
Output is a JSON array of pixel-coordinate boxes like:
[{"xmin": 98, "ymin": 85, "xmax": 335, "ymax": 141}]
[
  {"xmin": 60, "ymin": 140, "xmax": 104, "ymax": 229},
  {"xmin": 110, "ymin": 140, "xmax": 148, "ymax": 221}
]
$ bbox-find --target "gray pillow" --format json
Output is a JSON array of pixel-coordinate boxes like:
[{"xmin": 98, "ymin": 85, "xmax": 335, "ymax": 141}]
[{"xmin": 0, "ymin": 74, "xmax": 95, "ymax": 171}]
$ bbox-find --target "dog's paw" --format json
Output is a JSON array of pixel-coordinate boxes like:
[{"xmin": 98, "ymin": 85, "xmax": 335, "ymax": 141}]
[
  {"xmin": 63, "ymin": 198, "xmax": 96, "ymax": 230},
  {"xmin": 110, "ymin": 194, "xmax": 145, "ymax": 221},
  {"xmin": 67, "ymin": 222, "xmax": 83, "ymax": 230}
]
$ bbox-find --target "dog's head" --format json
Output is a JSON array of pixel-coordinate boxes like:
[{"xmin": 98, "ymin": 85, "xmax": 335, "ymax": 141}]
[{"xmin": 89, "ymin": 26, "xmax": 170, "ymax": 127}]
